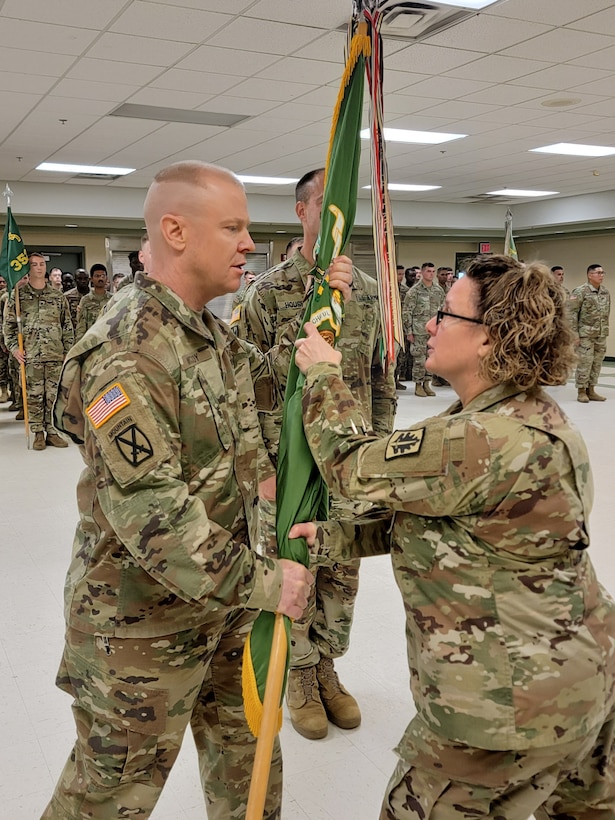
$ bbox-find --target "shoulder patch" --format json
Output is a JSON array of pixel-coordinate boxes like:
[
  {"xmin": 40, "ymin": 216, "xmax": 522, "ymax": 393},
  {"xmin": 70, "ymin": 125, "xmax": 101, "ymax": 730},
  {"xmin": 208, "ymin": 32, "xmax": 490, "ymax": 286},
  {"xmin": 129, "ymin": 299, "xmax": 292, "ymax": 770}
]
[
  {"xmin": 385, "ymin": 428, "xmax": 425, "ymax": 459},
  {"xmin": 115, "ymin": 424, "xmax": 154, "ymax": 467},
  {"xmin": 230, "ymin": 304, "xmax": 241, "ymax": 326},
  {"xmin": 86, "ymin": 382, "xmax": 130, "ymax": 429}
]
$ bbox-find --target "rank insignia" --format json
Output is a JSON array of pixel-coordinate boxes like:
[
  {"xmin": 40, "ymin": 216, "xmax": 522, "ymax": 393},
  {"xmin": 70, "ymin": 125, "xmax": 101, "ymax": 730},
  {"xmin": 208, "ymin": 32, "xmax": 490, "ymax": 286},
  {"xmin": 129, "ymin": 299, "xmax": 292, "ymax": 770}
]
[
  {"xmin": 115, "ymin": 424, "xmax": 154, "ymax": 467},
  {"xmin": 385, "ymin": 428, "xmax": 425, "ymax": 460},
  {"xmin": 86, "ymin": 382, "xmax": 130, "ymax": 429}
]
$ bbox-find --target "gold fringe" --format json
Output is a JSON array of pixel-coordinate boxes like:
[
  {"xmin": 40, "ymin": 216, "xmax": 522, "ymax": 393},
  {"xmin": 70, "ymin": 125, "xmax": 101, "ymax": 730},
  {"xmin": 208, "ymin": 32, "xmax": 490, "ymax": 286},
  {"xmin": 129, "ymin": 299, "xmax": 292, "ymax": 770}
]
[
  {"xmin": 242, "ymin": 633, "xmax": 282, "ymax": 737},
  {"xmin": 324, "ymin": 21, "xmax": 371, "ymax": 186}
]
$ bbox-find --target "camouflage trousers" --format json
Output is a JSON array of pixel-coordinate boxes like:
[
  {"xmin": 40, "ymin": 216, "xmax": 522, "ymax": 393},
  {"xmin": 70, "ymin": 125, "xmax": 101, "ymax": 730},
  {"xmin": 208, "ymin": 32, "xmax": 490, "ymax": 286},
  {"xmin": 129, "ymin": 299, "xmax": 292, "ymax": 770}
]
[
  {"xmin": 8, "ymin": 352, "xmax": 22, "ymax": 406},
  {"xmin": 25, "ymin": 359, "xmax": 63, "ymax": 433},
  {"xmin": 258, "ymin": 498, "xmax": 360, "ymax": 668},
  {"xmin": 380, "ymin": 714, "xmax": 615, "ymax": 819},
  {"xmin": 42, "ymin": 612, "xmax": 282, "ymax": 819},
  {"xmin": 575, "ymin": 337, "xmax": 607, "ymax": 388},
  {"xmin": 0, "ymin": 345, "xmax": 8, "ymax": 389},
  {"xmin": 396, "ymin": 343, "xmax": 413, "ymax": 382},
  {"xmin": 410, "ymin": 335, "xmax": 432, "ymax": 383}
]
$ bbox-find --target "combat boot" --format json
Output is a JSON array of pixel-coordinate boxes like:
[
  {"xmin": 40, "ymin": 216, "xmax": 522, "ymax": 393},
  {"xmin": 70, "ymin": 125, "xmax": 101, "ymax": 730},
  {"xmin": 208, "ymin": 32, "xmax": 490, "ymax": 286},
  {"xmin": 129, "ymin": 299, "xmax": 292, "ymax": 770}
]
[
  {"xmin": 32, "ymin": 432, "xmax": 46, "ymax": 450},
  {"xmin": 577, "ymin": 388, "xmax": 589, "ymax": 403},
  {"xmin": 422, "ymin": 380, "xmax": 436, "ymax": 396},
  {"xmin": 286, "ymin": 666, "xmax": 328, "ymax": 739},
  {"xmin": 316, "ymin": 657, "xmax": 361, "ymax": 730},
  {"xmin": 587, "ymin": 386, "xmax": 606, "ymax": 402},
  {"xmin": 46, "ymin": 432, "xmax": 69, "ymax": 448},
  {"xmin": 15, "ymin": 407, "xmax": 25, "ymax": 420},
  {"xmin": 414, "ymin": 382, "xmax": 427, "ymax": 397},
  {"xmin": 0, "ymin": 385, "xmax": 8, "ymax": 403}
]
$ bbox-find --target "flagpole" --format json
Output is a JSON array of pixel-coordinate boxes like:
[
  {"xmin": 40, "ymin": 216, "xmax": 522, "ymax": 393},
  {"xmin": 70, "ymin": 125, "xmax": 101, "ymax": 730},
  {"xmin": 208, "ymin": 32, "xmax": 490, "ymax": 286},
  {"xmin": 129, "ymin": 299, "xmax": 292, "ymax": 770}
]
[{"xmin": 246, "ymin": 613, "xmax": 287, "ymax": 820}]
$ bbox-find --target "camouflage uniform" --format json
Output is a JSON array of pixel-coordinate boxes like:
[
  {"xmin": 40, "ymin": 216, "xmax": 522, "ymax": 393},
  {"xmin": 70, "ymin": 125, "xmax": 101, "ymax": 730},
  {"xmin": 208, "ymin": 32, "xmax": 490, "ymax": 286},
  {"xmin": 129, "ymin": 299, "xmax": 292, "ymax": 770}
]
[
  {"xmin": 63, "ymin": 286, "xmax": 90, "ymax": 328},
  {"xmin": 303, "ymin": 364, "xmax": 615, "ymax": 818},
  {"xmin": 402, "ymin": 281, "xmax": 445, "ymax": 382},
  {"xmin": 0, "ymin": 287, "xmax": 10, "ymax": 400},
  {"xmin": 3, "ymin": 283, "xmax": 73, "ymax": 433},
  {"xmin": 42, "ymin": 272, "xmax": 286, "ymax": 819},
  {"xmin": 233, "ymin": 249, "xmax": 396, "ymax": 668},
  {"xmin": 569, "ymin": 281, "xmax": 610, "ymax": 389},
  {"xmin": 395, "ymin": 281, "xmax": 411, "ymax": 383},
  {"xmin": 74, "ymin": 290, "xmax": 112, "ymax": 342}
]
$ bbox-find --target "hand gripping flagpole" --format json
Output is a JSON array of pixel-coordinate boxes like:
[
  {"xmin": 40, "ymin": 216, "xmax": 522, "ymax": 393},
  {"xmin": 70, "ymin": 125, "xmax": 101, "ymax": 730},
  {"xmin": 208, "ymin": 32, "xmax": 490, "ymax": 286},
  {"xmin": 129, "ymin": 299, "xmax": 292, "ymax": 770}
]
[{"xmin": 2, "ymin": 185, "xmax": 30, "ymax": 445}]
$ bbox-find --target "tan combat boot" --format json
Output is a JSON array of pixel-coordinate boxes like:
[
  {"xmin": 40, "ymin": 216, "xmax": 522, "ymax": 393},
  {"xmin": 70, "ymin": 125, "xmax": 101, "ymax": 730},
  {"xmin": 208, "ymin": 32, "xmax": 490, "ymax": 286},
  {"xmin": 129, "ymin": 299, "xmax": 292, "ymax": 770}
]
[
  {"xmin": 0, "ymin": 385, "xmax": 8, "ymax": 403},
  {"xmin": 32, "ymin": 432, "xmax": 46, "ymax": 450},
  {"xmin": 414, "ymin": 382, "xmax": 427, "ymax": 397},
  {"xmin": 46, "ymin": 432, "xmax": 68, "ymax": 448},
  {"xmin": 316, "ymin": 657, "xmax": 361, "ymax": 730},
  {"xmin": 587, "ymin": 386, "xmax": 606, "ymax": 402},
  {"xmin": 577, "ymin": 388, "xmax": 589, "ymax": 403},
  {"xmin": 286, "ymin": 666, "xmax": 328, "ymax": 739},
  {"xmin": 422, "ymin": 380, "xmax": 436, "ymax": 397}
]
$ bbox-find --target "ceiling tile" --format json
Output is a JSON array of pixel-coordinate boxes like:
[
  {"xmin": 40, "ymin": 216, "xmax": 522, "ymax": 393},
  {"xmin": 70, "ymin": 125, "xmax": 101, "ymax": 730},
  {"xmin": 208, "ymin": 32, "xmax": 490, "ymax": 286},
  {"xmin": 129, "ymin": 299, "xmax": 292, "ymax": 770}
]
[
  {"xmin": 86, "ymin": 32, "xmax": 193, "ymax": 66},
  {"xmin": 206, "ymin": 19, "xmax": 324, "ymax": 56},
  {"xmin": 402, "ymin": 77, "xmax": 493, "ymax": 101},
  {"xmin": 0, "ymin": 47, "xmax": 75, "ymax": 77},
  {"xmin": 176, "ymin": 46, "xmax": 279, "ymax": 76},
  {"xmin": 485, "ymin": 0, "xmax": 615, "ymax": 26},
  {"xmin": 255, "ymin": 58, "xmax": 342, "ymax": 86},
  {"xmin": 386, "ymin": 44, "xmax": 479, "ymax": 74},
  {"xmin": 499, "ymin": 28, "xmax": 613, "ymax": 62},
  {"xmin": 565, "ymin": 6, "xmax": 615, "ymax": 34},
  {"xmin": 0, "ymin": 18, "xmax": 97, "ymax": 56},
  {"xmin": 50, "ymin": 78, "xmax": 141, "ymax": 103},
  {"xmin": 452, "ymin": 55, "xmax": 550, "ymax": 83},
  {"xmin": 425, "ymin": 13, "xmax": 551, "ymax": 52},
  {"xmin": 67, "ymin": 58, "xmax": 163, "ymax": 87},
  {"xmin": 244, "ymin": 0, "xmax": 347, "ymax": 29},
  {"xmin": 110, "ymin": 2, "xmax": 232, "ymax": 44},
  {"xmin": 0, "ymin": 0, "xmax": 127, "ymax": 29},
  {"xmin": 149, "ymin": 69, "xmax": 240, "ymax": 95}
]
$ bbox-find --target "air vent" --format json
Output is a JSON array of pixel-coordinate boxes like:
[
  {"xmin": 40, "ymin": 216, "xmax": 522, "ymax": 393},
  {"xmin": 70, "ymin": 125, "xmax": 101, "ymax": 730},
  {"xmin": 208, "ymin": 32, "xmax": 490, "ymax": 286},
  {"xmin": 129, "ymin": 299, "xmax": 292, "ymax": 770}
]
[
  {"xmin": 464, "ymin": 193, "xmax": 511, "ymax": 203},
  {"xmin": 377, "ymin": 2, "xmax": 475, "ymax": 40}
]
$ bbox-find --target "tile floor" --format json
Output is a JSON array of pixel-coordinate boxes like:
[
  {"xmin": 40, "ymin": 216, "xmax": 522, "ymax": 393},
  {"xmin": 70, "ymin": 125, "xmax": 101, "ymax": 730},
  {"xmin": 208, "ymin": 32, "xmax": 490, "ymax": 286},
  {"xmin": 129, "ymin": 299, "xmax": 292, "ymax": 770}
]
[{"xmin": 1, "ymin": 365, "xmax": 614, "ymax": 819}]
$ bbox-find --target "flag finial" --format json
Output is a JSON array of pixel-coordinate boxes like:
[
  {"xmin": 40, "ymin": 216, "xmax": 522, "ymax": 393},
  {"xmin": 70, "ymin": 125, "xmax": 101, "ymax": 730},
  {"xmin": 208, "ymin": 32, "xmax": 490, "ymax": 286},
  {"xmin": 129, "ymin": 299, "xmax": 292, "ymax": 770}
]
[{"xmin": 3, "ymin": 184, "xmax": 13, "ymax": 208}]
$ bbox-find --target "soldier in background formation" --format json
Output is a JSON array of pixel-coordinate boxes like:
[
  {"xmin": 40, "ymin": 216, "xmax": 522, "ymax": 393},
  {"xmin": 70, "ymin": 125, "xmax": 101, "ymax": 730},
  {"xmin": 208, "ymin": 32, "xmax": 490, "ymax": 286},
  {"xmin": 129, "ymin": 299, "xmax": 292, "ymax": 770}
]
[
  {"xmin": 74, "ymin": 264, "xmax": 111, "ymax": 343},
  {"xmin": 402, "ymin": 261, "xmax": 445, "ymax": 397},
  {"xmin": 395, "ymin": 263, "xmax": 410, "ymax": 390},
  {"xmin": 2, "ymin": 252, "xmax": 73, "ymax": 449},
  {"xmin": 569, "ymin": 263, "xmax": 610, "ymax": 403},
  {"xmin": 63, "ymin": 267, "xmax": 90, "ymax": 328},
  {"xmin": 0, "ymin": 274, "xmax": 9, "ymax": 404},
  {"xmin": 550, "ymin": 264, "xmax": 570, "ymax": 297},
  {"xmin": 292, "ymin": 254, "xmax": 615, "ymax": 819},
  {"xmin": 48, "ymin": 267, "xmax": 64, "ymax": 291},
  {"xmin": 233, "ymin": 167, "xmax": 397, "ymax": 741}
]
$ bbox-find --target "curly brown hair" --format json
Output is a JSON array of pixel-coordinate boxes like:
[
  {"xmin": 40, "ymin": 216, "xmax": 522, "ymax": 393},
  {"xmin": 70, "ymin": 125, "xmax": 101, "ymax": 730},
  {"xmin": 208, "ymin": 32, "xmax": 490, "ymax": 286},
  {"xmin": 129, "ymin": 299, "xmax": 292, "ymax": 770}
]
[{"xmin": 465, "ymin": 255, "xmax": 576, "ymax": 390}]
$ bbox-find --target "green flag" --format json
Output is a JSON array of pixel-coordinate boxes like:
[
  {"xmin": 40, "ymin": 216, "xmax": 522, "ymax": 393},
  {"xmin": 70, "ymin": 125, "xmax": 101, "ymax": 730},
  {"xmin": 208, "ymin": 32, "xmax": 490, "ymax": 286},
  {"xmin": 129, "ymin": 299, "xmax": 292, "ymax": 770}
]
[
  {"xmin": 0, "ymin": 207, "xmax": 30, "ymax": 294},
  {"xmin": 242, "ymin": 21, "xmax": 370, "ymax": 737}
]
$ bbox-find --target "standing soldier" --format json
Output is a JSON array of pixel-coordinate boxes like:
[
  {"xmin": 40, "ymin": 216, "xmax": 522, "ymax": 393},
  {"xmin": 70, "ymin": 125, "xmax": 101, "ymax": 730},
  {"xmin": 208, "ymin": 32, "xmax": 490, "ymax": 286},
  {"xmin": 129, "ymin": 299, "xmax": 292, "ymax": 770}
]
[
  {"xmin": 0, "ymin": 275, "xmax": 9, "ymax": 403},
  {"xmin": 403, "ymin": 261, "xmax": 445, "ymax": 397},
  {"xmin": 3, "ymin": 251, "xmax": 73, "ymax": 449},
  {"xmin": 395, "ymin": 263, "xmax": 410, "ymax": 390},
  {"xmin": 74, "ymin": 264, "xmax": 111, "ymax": 343},
  {"xmin": 64, "ymin": 267, "xmax": 90, "ymax": 328},
  {"xmin": 569, "ymin": 263, "xmax": 610, "ymax": 403},
  {"xmin": 234, "ymin": 167, "xmax": 396, "ymax": 740}
]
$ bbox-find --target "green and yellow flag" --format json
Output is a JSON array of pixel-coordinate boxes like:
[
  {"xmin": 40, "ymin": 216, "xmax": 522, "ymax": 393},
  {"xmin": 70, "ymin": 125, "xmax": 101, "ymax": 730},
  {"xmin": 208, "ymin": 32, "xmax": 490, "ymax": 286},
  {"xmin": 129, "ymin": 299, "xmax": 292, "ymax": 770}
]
[
  {"xmin": 242, "ymin": 20, "xmax": 371, "ymax": 738},
  {"xmin": 0, "ymin": 206, "xmax": 30, "ymax": 293}
]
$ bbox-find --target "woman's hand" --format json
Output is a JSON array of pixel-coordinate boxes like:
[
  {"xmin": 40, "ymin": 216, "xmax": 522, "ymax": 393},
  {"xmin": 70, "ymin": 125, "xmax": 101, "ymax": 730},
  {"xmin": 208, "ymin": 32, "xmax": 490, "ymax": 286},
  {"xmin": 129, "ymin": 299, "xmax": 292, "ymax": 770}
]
[{"xmin": 294, "ymin": 322, "xmax": 342, "ymax": 374}]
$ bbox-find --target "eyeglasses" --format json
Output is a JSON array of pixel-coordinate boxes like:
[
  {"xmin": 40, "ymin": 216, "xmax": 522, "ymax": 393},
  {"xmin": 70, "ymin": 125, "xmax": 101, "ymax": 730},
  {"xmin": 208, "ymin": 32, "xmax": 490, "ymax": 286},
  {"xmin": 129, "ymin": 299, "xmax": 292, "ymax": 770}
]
[{"xmin": 436, "ymin": 309, "xmax": 483, "ymax": 326}]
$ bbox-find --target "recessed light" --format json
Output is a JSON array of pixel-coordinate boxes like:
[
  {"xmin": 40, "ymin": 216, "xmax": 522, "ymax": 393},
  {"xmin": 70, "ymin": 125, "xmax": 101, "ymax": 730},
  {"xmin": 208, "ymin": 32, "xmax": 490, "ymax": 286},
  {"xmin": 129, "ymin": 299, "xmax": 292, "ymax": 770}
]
[
  {"xmin": 238, "ymin": 175, "xmax": 298, "ymax": 185},
  {"xmin": 65, "ymin": 224, "xmax": 78, "ymax": 228},
  {"xmin": 486, "ymin": 189, "xmax": 559, "ymax": 197},
  {"xmin": 362, "ymin": 183, "xmax": 441, "ymax": 191},
  {"xmin": 360, "ymin": 128, "xmax": 466, "ymax": 145},
  {"xmin": 540, "ymin": 98, "xmax": 582, "ymax": 108},
  {"xmin": 530, "ymin": 143, "xmax": 615, "ymax": 158},
  {"xmin": 37, "ymin": 162, "xmax": 135, "ymax": 175}
]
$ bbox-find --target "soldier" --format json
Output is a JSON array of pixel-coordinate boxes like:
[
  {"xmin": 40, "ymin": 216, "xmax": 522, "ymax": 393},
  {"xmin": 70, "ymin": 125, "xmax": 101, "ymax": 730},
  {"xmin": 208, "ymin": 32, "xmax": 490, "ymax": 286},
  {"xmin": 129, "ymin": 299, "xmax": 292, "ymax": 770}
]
[
  {"xmin": 115, "ymin": 247, "xmax": 145, "ymax": 292},
  {"xmin": 74, "ymin": 264, "xmax": 112, "ymax": 342},
  {"xmin": 231, "ymin": 268, "xmax": 257, "ymax": 310},
  {"xmin": 0, "ymin": 275, "xmax": 9, "ymax": 403},
  {"xmin": 569, "ymin": 263, "xmax": 610, "ymax": 403},
  {"xmin": 292, "ymin": 254, "xmax": 615, "ymax": 819},
  {"xmin": 63, "ymin": 267, "xmax": 90, "ymax": 328},
  {"xmin": 550, "ymin": 264, "xmax": 569, "ymax": 296},
  {"xmin": 395, "ymin": 263, "xmax": 410, "ymax": 390},
  {"xmin": 402, "ymin": 261, "xmax": 445, "ymax": 396},
  {"xmin": 233, "ymin": 167, "xmax": 396, "ymax": 740},
  {"xmin": 41, "ymin": 161, "xmax": 334, "ymax": 819},
  {"xmin": 3, "ymin": 252, "xmax": 73, "ymax": 449}
]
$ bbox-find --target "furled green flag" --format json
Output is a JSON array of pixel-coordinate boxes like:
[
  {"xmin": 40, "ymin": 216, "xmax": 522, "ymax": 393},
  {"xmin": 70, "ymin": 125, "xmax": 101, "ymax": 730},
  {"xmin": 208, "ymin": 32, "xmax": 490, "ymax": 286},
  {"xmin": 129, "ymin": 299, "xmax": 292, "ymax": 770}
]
[
  {"xmin": 0, "ymin": 206, "xmax": 30, "ymax": 294},
  {"xmin": 504, "ymin": 208, "xmax": 518, "ymax": 260},
  {"xmin": 242, "ymin": 20, "xmax": 371, "ymax": 737}
]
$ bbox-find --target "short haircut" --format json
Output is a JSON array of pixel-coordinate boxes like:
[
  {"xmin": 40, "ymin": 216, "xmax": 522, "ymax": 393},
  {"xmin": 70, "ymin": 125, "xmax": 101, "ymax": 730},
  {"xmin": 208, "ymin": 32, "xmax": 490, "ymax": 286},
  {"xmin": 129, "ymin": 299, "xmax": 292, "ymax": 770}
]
[
  {"xmin": 127, "ymin": 251, "xmax": 140, "ymax": 263},
  {"xmin": 285, "ymin": 236, "xmax": 303, "ymax": 256},
  {"xmin": 550, "ymin": 265, "xmax": 563, "ymax": 273},
  {"xmin": 28, "ymin": 251, "xmax": 45, "ymax": 261},
  {"xmin": 587, "ymin": 264, "xmax": 603, "ymax": 274},
  {"xmin": 421, "ymin": 261, "xmax": 435, "ymax": 270},
  {"xmin": 90, "ymin": 264, "xmax": 107, "ymax": 276},
  {"xmin": 295, "ymin": 168, "xmax": 325, "ymax": 204},
  {"xmin": 153, "ymin": 160, "xmax": 239, "ymax": 189}
]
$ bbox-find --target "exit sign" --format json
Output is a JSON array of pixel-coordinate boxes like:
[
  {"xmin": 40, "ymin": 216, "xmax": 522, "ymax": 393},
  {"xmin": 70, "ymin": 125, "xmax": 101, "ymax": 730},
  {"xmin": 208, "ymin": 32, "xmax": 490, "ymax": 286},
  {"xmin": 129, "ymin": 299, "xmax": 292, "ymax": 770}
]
[{"xmin": 479, "ymin": 242, "xmax": 491, "ymax": 253}]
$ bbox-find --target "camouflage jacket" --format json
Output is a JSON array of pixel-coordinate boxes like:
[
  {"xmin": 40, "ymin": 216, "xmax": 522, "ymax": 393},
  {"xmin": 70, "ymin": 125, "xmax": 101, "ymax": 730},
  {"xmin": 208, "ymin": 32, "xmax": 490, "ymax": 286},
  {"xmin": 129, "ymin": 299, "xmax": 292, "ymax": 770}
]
[
  {"xmin": 232, "ymin": 249, "xmax": 396, "ymax": 460},
  {"xmin": 54, "ymin": 272, "xmax": 285, "ymax": 638},
  {"xmin": 303, "ymin": 365, "xmax": 615, "ymax": 751},
  {"xmin": 402, "ymin": 280, "xmax": 445, "ymax": 336},
  {"xmin": 3, "ymin": 282, "xmax": 74, "ymax": 362},
  {"xmin": 64, "ymin": 286, "xmax": 90, "ymax": 328},
  {"xmin": 75, "ymin": 290, "xmax": 112, "ymax": 343},
  {"xmin": 568, "ymin": 282, "xmax": 610, "ymax": 338}
]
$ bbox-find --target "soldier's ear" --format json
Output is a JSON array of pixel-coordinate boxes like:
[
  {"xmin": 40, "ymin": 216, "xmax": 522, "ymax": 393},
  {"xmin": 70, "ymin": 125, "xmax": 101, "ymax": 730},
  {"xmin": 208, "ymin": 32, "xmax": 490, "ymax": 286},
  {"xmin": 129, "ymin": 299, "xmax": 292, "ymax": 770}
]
[
  {"xmin": 295, "ymin": 200, "xmax": 305, "ymax": 224},
  {"xmin": 159, "ymin": 213, "xmax": 186, "ymax": 251}
]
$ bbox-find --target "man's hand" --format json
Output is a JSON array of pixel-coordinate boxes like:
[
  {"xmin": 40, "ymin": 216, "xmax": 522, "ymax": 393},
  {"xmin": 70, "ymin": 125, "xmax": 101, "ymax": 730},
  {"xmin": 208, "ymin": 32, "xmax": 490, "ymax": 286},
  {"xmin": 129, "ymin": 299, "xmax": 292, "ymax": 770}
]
[
  {"xmin": 12, "ymin": 349, "xmax": 25, "ymax": 365},
  {"xmin": 407, "ymin": 333, "xmax": 414, "ymax": 344},
  {"xmin": 295, "ymin": 322, "xmax": 342, "ymax": 374},
  {"xmin": 289, "ymin": 522, "xmax": 317, "ymax": 546},
  {"xmin": 328, "ymin": 255, "xmax": 353, "ymax": 303},
  {"xmin": 276, "ymin": 559, "xmax": 314, "ymax": 620}
]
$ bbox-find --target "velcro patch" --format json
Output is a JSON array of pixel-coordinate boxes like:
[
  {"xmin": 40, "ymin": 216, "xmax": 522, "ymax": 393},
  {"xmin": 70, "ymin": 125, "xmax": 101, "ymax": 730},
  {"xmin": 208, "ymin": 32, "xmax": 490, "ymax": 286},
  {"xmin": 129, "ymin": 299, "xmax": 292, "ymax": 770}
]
[
  {"xmin": 385, "ymin": 428, "xmax": 425, "ymax": 460},
  {"xmin": 115, "ymin": 424, "xmax": 154, "ymax": 467},
  {"xmin": 230, "ymin": 304, "xmax": 241, "ymax": 326},
  {"xmin": 86, "ymin": 382, "xmax": 130, "ymax": 429}
]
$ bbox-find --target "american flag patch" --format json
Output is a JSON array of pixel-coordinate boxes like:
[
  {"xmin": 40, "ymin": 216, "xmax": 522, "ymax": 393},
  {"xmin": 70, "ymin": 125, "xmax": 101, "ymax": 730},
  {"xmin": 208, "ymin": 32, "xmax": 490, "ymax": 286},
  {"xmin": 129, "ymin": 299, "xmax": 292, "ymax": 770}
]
[{"xmin": 86, "ymin": 383, "xmax": 130, "ymax": 429}]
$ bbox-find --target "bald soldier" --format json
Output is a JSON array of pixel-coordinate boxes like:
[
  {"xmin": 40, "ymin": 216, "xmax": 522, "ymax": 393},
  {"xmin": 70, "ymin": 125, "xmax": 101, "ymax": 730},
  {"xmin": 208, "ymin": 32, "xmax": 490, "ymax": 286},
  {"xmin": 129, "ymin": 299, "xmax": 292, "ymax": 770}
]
[{"xmin": 41, "ymin": 161, "xmax": 335, "ymax": 819}]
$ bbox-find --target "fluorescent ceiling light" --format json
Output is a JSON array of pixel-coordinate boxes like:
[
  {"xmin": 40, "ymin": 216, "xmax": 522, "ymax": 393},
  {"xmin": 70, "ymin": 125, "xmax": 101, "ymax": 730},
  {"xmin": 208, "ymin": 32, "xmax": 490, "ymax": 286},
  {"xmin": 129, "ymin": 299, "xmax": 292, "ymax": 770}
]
[
  {"xmin": 487, "ymin": 189, "xmax": 559, "ymax": 197},
  {"xmin": 238, "ymin": 175, "xmax": 298, "ymax": 185},
  {"xmin": 36, "ymin": 162, "xmax": 135, "ymax": 175},
  {"xmin": 437, "ymin": 0, "xmax": 501, "ymax": 8},
  {"xmin": 530, "ymin": 143, "xmax": 615, "ymax": 158},
  {"xmin": 361, "ymin": 128, "xmax": 466, "ymax": 145},
  {"xmin": 363, "ymin": 183, "xmax": 441, "ymax": 191}
]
